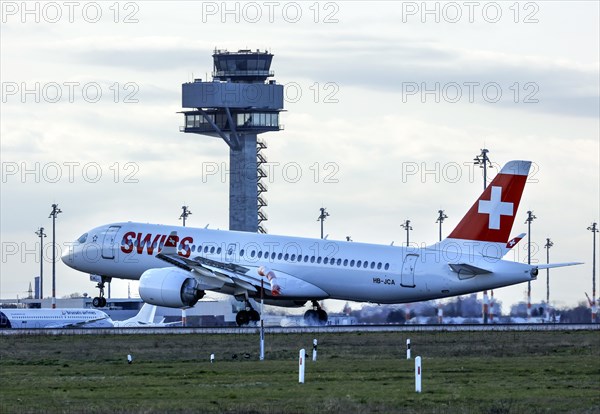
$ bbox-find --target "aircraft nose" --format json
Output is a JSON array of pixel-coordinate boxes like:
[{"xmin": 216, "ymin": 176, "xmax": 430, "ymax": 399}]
[{"xmin": 61, "ymin": 244, "xmax": 75, "ymax": 267}]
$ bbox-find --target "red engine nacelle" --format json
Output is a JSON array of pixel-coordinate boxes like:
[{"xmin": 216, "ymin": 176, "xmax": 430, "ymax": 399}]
[{"xmin": 139, "ymin": 267, "xmax": 204, "ymax": 308}]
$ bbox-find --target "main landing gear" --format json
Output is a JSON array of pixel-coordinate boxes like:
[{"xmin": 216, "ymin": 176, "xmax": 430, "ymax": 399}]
[
  {"xmin": 235, "ymin": 300, "xmax": 260, "ymax": 326},
  {"xmin": 90, "ymin": 275, "xmax": 111, "ymax": 308},
  {"xmin": 304, "ymin": 300, "xmax": 328, "ymax": 326}
]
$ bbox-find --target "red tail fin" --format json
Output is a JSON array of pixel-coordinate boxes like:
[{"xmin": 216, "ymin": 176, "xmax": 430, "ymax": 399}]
[{"xmin": 448, "ymin": 161, "xmax": 531, "ymax": 243}]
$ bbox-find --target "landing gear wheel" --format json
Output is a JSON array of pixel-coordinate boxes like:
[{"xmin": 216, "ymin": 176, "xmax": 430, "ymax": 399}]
[
  {"xmin": 304, "ymin": 301, "xmax": 328, "ymax": 325},
  {"xmin": 249, "ymin": 309, "xmax": 260, "ymax": 322},
  {"xmin": 236, "ymin": 310, "xmax": 250, "ymax": 326},
  {"xmin": 317, "ymin": 309, "xmax": 328, "ymax": 324},
  {"xmin": 92, "ymin": 297, "xmax": 107, "ymax": 308}
]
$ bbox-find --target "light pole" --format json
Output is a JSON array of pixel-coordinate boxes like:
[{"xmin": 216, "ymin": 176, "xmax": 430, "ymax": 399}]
[
  {"xmin": 48, "ymin": 204, "xmax": 62, "ymax": 309},
  {"xmin": 474, "ymin": 149, "xmax": 493, "ymax": 323},
  {"xmin": 544, "ymin": 238, "xmax": 553, "ymax": 320},
  {"xmin": 474, "ymin": 148, "xmax": 493, "ymax": 190},
  {"xmin": 400, "ymin": 220, "xmax": 412, "ymax": 247},
  {"xmin": 179, "ymin": 205, "xmax": 192, "ymax": 227},
  {"xmin": 588, "ymin": 222, "xmax": 598, "ymax": 322},
  {"xmin": 436, "ymin": 210, "xmax": 448, "ymax": 242},
  {"xmin": 317, "ymin": 208, "xmax": 329, "ymax": 239},
  {"xmin": 525, "ymin": 210, "xmax": 537, "ymax": 319},
  {"xmin": 35, "ymin": 227, "xmax": 46, "ymax": 300}
]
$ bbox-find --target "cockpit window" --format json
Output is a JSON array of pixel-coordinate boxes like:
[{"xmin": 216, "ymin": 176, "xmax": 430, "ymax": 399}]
[{"xmin": 77, "ymin": 233, "xmax": 88, "ymax": 244}]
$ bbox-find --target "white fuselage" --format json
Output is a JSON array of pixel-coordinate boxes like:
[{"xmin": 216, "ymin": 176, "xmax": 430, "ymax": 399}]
[
  {"xmin": 63, "ymin": 222, "xmax": 535, "ymax": 304},
  {"xmin": 0, "ymin": 308, "xmax": 113, "ymax": 329}
]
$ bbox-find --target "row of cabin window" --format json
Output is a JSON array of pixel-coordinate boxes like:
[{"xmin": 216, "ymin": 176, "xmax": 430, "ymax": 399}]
[
  {"xmin": 195, "ymin": 244, "xmax": 390, "ymax": 271},
  {"xmin": 126, "ymin": 240, "xmax": 391, "ymax": 271}
]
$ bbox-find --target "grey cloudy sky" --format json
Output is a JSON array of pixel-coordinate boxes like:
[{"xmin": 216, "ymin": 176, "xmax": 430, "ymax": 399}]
[{"xmin": 1, "ymin": 1, "xmax": 598, "ymax": 312}]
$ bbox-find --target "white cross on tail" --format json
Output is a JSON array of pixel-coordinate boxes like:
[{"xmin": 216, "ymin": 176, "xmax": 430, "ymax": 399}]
[{"xmin": 477, "ymin": 186, "xmax": 513, "ymax": 230}]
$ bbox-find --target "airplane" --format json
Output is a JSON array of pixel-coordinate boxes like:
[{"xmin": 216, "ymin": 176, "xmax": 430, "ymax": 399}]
[
  {"xmin": 62, "ymin": 160, "xmax": 581, "ymax": 326},
  {"xmin": 112, "ymin": 303, "xmax": 182, "ymax": 327},
  {"xmin": 0, "ymin": 308, "xmax": 113, "ymax": 329}
]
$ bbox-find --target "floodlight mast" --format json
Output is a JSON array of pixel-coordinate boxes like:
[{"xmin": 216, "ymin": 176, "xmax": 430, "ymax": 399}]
[
  {"xmin": 400, "ymin": 220, "xmax": 412, "ymax": 246},
  {"xmin": 35, "ymin": 227, "xmax": 47, "ymax": 300},
  {"xmin": 544, "ymin": 238, "xmax": 553, "ymax": 320},
  {"xmin": 588, "ymin": 222, "xmax": 598, "ymax": 322},
  {"xmin": 179, "ymin": 205, "xmax": 192, "ymax": 227},
  {"xmin": 317, "ymin": 207, "xmax": 330, "ymax": 239},
  {"xmin": 525, "ymin": 210, "xmax": 537, "ymax": 319},
  {"xmin": 436, "ymin": 210, "xmax": 448, "ymax": 242},
  {"xmin": 48, "ymin": 204, "xmax": 62, "ymax": 309},
  {"xmin": 474, "ymin": 148, "xmax": 494, "ymax": 323}
]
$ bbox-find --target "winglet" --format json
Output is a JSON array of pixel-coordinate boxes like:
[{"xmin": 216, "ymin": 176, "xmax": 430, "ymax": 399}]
[{"xmin": 161, "ymin": 231, "xmax": 179, "ymax": 255}]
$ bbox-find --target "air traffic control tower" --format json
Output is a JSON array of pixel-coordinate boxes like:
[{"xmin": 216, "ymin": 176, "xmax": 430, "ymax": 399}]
[{"xmin": 181, "ymin": 49, "xmax": 284, "ymax": 233}]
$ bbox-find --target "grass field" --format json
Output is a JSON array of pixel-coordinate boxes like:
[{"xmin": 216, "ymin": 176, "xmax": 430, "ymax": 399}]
[{"xmin": 1, "ymin": 330, "xmax": 599, "ymax": 413}]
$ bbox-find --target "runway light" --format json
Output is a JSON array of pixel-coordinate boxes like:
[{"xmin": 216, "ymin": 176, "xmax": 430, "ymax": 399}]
[
  {"xmin": 127, "ymin": 354, "xmax": 133, "ymax": 364},
  {"xmin": 210, "ymin": 353, "xmax": 215, "ymax": 363}
]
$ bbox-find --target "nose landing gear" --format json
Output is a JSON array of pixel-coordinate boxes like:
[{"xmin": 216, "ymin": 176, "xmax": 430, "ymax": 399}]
[{"xmin": 90, "ymin": 275, "xmax": 111, "ymax": 308}]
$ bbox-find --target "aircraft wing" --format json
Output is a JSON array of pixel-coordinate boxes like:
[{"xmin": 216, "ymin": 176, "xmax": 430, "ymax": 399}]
[
  {"xmin": 49, "ymin": 316, "xmax": 111, "ymax": 328},
  {"xmin": 155, "ymin": 232, "xmax": 264, "ymax": 294}
]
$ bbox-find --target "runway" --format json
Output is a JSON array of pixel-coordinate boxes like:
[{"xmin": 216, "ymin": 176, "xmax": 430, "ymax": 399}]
[{"xmin": 1, "ymin": 323, "xmax": 598, "ymax": 336}]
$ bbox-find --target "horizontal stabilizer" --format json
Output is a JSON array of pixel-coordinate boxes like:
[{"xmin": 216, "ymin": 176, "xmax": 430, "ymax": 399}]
[
  {"xmin": 449, "ymin": 263, "xmax": 492, "ymax": 276},
  {"xmin": 536, "ymin": 262, "xmax": 583, "ymax": 269}
]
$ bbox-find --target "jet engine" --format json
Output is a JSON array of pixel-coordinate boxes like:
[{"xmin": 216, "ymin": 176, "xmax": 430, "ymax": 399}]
[{"xmin": 139, "ymin": 267, "xmax": 204, "ymax": 308}]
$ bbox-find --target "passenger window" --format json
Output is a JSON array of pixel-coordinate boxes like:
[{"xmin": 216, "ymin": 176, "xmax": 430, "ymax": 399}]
[{"xmin": 384, "ymin": 263, "xmax": 390, "ymax": 270}]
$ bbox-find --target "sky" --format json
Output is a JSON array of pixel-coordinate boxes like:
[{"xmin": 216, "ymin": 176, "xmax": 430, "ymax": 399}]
[{"xmin": 1, "ymin": 1, "xmax": 598, "ymax": 313}]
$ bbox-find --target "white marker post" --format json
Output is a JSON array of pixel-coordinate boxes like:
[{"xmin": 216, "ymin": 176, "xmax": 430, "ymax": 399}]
[
  {"xmin": 210, "ymin": 353, "xmax": 215, "ymax": 363},
  {"xmin": 298, "ymin": 349, "xmax": 306, "ymax": 383},
  {"xmin": 260, "ymin": 280, "xmax": 265, "ymax": 361},
  {"xmin": 312, "ymin": 339, "xmax": 318, "ymax": 362},
  {"xmin": 406, "ymin": 338, "xmax": 411, "ymax": 360},
  {"xmin": 415, "ymin": 356, "xmax": 422, "ymax": 393},
  {"xmin": 127, "ymin": 354, "xmax": 133, "ymax": 364}
]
